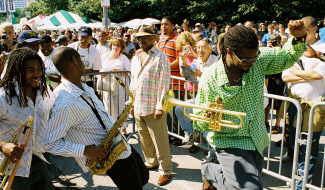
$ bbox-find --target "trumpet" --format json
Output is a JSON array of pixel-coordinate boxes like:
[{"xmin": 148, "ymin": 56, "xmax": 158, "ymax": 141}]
[
  {"xmin": 0, "ymin": 116, "xmax": 34, "ymax": 190},
  {"xmin": 162, "ymin": 90, "xmax": 247, "ymax": 131}
]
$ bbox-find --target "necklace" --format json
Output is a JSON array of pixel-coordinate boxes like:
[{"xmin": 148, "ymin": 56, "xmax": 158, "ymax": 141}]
[{"xmin": 224, "ymin": 63, "xmax": 242, "ymax": 82}]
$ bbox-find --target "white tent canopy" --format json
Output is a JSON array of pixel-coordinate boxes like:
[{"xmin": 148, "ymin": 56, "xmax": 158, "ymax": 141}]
[
  {"xmin": 124, "ymin": 18, "xmax": 161, "ymax": 28},
  {"xmin": 37, "ymin": 10, "xmax": 87, "ymax": 30}
]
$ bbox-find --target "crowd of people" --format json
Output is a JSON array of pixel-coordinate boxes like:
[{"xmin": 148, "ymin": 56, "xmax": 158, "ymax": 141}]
[{"xmin": 0, "ymin": 15, "xmax": 324, "ymax": 190}]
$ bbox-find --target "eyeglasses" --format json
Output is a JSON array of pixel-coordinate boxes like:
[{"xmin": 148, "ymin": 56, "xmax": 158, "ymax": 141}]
[
  {"xmin": 138, "ymin": 36, "xmax": 149, "ymax": 40},
  {"xmin": 231, "ymin": 50, "xmax": 260, "ymax": 64}
]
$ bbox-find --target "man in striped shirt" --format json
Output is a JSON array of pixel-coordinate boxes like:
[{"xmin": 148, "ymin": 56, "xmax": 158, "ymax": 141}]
[
  {"xmin": 130, "ymin": 25, "xmax": 172, "ymax": 186},
  {"xmin": 0, "ymin": 48, "xmax": 55, "ymax": 190},
  {"xmin": 41, "ymin": 47, "xmax": 149, "ymax": 190}
]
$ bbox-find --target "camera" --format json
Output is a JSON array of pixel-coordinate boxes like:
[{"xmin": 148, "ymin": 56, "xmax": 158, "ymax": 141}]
[
  {"xmin": 271, "ymin": 40, "xmax": 279, "ymax": 47},
  {"xmin": 0, "ymin": 34, "xmax": 6, "ymax": 40},
  {"xmin": 182, "ymin": 46, "xmax": 189, "ymax": 53}
]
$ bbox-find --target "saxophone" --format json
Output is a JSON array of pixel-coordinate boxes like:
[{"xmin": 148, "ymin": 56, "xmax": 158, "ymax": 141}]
[{"xmin": 88, "ymin": 76, "xmax": 134, "ymax": 175}]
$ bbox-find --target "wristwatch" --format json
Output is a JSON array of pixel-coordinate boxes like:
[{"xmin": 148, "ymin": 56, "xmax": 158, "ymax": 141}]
[
  {"xmin": 319, "ymin": 53, "xmax": 325, "ymax": 62},
  {"xmin": 294, "ymin": 34, "xmax": 307, "ymax": 45}
]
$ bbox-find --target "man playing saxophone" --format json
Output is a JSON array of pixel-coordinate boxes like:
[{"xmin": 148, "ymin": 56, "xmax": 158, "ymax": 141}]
[
  {"xmin": 41, "ymin": 47, "xmax": 149, "ymax": 190},
  {"xmin": 0, "ymin": 48, "xmax": 55, "ymax": 190}
]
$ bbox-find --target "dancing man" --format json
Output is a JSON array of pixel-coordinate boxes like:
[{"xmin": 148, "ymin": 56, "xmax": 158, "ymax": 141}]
[
  {"xmin": 41, "ymin": 47, "xmax": 149, "ymax": 190},
  {"xmin": 194, "ymin": 20, "xmax": 317, "ymax": 189}
]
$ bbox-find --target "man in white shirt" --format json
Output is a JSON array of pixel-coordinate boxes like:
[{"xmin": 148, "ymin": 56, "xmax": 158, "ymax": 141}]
[
  {"xmin": 95, "ymin": 31, "xmax": 110, "ymax": 55},
  {"xmin": 42, "ymin": 47, "xmax": 149, "ymax": 190},
  {"xmin": 68, "ymin": 26, "xmax": 102, "ymax": 88},
  {"xmin": 282, "ymin": 16, "xmax": 325, "ymax": 189},
  {"xmin": 0, "ymin": 48, "xmax": 55, "ymax": 190},
  {"xmin": 38, "ymin": 34, "xmax": 61, "ymax": 89}
]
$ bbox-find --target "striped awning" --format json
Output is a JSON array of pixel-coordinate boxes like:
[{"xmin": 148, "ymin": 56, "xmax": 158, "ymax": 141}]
[{"xmin": 37, "ymin": 10, "xmax": 86, "ymax": 29}]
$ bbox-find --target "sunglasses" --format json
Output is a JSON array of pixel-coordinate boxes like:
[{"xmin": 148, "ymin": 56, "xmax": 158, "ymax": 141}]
[
  {"xmin": 138, "ymin": 36, "xmax": 149, "ymax": 40},
  {"xmin": 231, "ymin": 50, "xmax": 260, "ymax": 64}
]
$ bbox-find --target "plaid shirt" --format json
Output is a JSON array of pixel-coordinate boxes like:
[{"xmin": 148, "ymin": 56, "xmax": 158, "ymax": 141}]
[{"xmin": 130, "ymin": 46, "xmax": 170, "ymax": 116}]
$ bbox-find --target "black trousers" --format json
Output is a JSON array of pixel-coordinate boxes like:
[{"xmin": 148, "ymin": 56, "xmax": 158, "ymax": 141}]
[{"xmin": 106, "ymin": 146, "xmax": 149, "ymax": 190}]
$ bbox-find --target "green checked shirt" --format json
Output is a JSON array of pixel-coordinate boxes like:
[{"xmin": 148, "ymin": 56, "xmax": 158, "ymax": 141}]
[{"xmin": 193, "ymin": 38, "xmax": 307, "ymax": 155}]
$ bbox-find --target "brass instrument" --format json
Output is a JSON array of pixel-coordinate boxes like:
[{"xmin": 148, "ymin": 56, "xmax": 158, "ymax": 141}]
[
  {"xmin": 162, "ymin": 90, "xmax": 247, "ymax": 131},
  {"xmin": 88, "ymin": 77, "xmax": 133, "ymax": 175},
  {"xmin": 0, "ymin": 116, "xmax": 34, "ymax": 190}
]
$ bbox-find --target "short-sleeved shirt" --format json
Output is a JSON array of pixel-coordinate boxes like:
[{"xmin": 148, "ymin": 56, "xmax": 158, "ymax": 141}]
[
  {"xmin": 158, "ymin": 32, "xmax": 182, "ymax": 89},
  {"xmin": 261, "ymin": 33, "xmax": 271, "ymax": 46},
  {"xmin": 320, "ymin": 27, "xmax": 325, "ymax": 43},
  {"xmin": 95, "ymin": 42, "xmax": 111, "ymax": 55},
  {"xmin": 282, "ymin": 40, "xmax": 325, "ymax": 101},
  {"xmin": 68, "ymin": 42, "xmax": 102, "ymax": 81},
  {"xmin": 193, "ymin": 39, "xmax": 306, "ymax": 155},
  {"xmin": 38, "ymin": 48, "xmax": 60, "ymax": 88}
]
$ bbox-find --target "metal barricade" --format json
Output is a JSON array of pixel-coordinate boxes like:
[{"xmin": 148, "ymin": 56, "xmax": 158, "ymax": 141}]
[
  {"xmin": 169, "ymin": 75, "xmax": 214, "ymax": 152},
  {"xmin": 262, "ymin": 93, "xmax": 303, "ymax": 188},
  {"xmin": 83, "ymin": 71, "xmax": 137, "ymax": 141},
  {"xmin": 296, "ymin": 102, "xmax": 325, "ymax": 190}
]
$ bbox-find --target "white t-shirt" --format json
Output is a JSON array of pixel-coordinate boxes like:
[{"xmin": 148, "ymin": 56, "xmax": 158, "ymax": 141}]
[
  {"xmin": 282, "ymin": 40, "xmax": 325, "ymax": 101},
  {"xmin": 96, "ymin": 42, "xmax": 111, "ymax": 55},
  {"xmin": 68, "ymin": 42, "xmax": 102, "ymax": 81},
  {"xmin": 100, "ymin": 53, "xmax": 131, "ymax": 72},
  {"xmin": 38, "ymin": 48, "xmax": 60, "ymax": 88}
]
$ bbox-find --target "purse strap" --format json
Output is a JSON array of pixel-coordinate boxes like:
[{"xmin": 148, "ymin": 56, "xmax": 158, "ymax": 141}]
[{"xmin": 80, "ymin": 95, "xmax": 106, "ymax": 130}]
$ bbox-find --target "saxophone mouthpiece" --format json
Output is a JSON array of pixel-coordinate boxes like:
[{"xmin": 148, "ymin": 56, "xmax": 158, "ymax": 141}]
[{"xmin": 114, "ymin": 76, "xmax": 125, "ymax": 87}]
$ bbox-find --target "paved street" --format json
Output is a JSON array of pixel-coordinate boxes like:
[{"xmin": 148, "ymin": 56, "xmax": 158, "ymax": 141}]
[{"xmin": 50, "ymin": 121, "xmax": 325, "ymax": 190}]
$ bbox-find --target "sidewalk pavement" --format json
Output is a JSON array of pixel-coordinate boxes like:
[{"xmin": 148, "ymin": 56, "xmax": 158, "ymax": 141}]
[{"xmin": 50, "ymin": 123, "xmax": 324, "ymax": 190}]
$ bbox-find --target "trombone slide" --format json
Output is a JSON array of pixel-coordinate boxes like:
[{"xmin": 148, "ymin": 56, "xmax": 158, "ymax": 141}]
[{"xmin": 0, "ymin": 116, "xmax": 34, "ymax": 190}]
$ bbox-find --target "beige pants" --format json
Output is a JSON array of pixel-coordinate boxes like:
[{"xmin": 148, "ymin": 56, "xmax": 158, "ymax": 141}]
[{"xmin": 135, "ymin": 112, "xmax": 172, "ymax": 175}]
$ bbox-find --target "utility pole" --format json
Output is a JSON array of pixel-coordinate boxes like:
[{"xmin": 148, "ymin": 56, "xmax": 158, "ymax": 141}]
[{"xmin": 101, "ymin": 0, "xmax": 110, "ymax": 31}]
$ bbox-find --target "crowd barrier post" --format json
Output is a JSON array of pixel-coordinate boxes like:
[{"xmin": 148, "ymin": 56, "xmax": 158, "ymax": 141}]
[
  {"xmin": 299, "ymin": 102, "xmax": 325, "ymax": 190},
  {"xmin": 262, "ymin": 93, "xmax": 303, "ymax": 188},
  {"xmin": 83, "ymin": 71, "xmax": 137, "ymax": 141}
]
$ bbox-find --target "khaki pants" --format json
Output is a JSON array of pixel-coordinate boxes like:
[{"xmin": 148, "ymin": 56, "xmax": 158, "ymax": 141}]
[{"xmin": 135, "ymin": 112, "xmax": 172, "ymax": 175}]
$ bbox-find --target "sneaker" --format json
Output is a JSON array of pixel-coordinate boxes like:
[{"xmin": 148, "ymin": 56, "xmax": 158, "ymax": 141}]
[
  {"xmin": 182, "ymin": 132, "xmax": 193, "ymax": 145},
  {"xmin": 201, "ymin": 155, "xmax": 219, "ymax": 165},
  {"xmin": 282, "ymin": 155, "xmax": 293, "ymax": 163}
]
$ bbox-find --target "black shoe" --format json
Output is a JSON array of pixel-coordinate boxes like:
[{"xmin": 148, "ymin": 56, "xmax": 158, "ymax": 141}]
[{"xmin": 172, "ymin": 139, "xmax": 183, "ymax": 146}]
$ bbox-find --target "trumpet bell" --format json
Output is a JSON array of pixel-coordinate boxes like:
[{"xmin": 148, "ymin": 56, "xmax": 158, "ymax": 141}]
[{"xmin": 162, "ymin": 90, "xmax": 175, "ymax": 112}]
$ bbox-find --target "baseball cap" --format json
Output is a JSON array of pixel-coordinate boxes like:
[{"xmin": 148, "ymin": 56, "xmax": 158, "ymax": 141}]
[
  {"xmin": 54, "ymin": 35, "xmax": 68, "ymax": 44},
  {"xmin": 192, "ymin": 28, "xmax": 200, "ymax": 32},
  {"xmin": 39, "ymin": 34, "xmax": 52, "ymax": 44},
  {"xmin": 78, "ymin": 26, "xmax": 92, "ymax": 37},
  {"xmin": 195, "ymin": 23, "xmax": 201, "ymax": 27},
  {"xmin": 18, "ymin": 30, "xmax": 40, "ymax": 43},
  {"xmin": 272, "ymin": 21, "xmax": 278, "ymax": 24}
]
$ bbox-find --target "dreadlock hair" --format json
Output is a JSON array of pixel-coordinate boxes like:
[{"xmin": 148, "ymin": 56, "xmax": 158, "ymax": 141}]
[
  {"xmin": 218, "ymin": 25, "xmax": 258, "ymax": 63},
  {"xmin": 0, "ymin": 47, "xmax": 48, "ymax": 107}
]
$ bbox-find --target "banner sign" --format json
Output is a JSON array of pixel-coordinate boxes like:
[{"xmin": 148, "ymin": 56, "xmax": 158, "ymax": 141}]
[
  {"xmin": 101, "ymin": 0, "xmax": 110, "ymax": 7},
  {"xmin": 8, "ymin": 0, "xmax": 15, "ymax": 12},
  {"xmin": 0, "ymin": 0, "xmax": 6, "ymax": 13}
]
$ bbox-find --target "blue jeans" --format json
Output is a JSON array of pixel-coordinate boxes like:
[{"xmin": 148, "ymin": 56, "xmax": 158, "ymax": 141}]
[
  {"xmin": 175, "ymin": 99, "xmax": 194, "ymax": 134},
  {"xmin": 11, "ymin": 155, "xmax": 53, "ymax": 190},
  {"xmin": 288, "ymin": 103, "xmax": 323, "ymax": 190}
]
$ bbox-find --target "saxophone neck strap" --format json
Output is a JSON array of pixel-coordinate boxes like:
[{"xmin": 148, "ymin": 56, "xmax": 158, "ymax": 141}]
[{"xmin": 80, "ymin": 95, "xmax": 106, "ymax": 130}]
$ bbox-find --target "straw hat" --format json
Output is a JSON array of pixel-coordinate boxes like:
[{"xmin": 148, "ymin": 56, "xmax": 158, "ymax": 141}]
[{"xmin": 134, "ymin": 25, "xmax": 156, "ymax": 37}]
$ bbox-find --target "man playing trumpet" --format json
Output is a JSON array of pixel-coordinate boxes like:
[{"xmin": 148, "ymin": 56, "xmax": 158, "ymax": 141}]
[
  {"xmin": 0, "ymin": 48, "xmax": 55, "ymax": 190},
  {"xmin": 195, "ymin": 20, "xmax": 318, "ymax": 189}
]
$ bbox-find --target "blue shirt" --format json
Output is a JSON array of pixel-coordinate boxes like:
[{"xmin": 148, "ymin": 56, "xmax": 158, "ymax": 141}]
[
  {"xmin": 320, "ymin": 27, "xmax": 325, "ymax": 43},
  {"xmin": 261, "ymin": 33, "xmax": 271, "ymax": 46}
]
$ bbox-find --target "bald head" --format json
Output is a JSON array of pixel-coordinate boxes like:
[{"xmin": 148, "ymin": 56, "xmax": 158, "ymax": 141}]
[
  {"xmin": 53, "ymin": 47, "xmax": 79, "ymax": 76},
  {"xmin": 303, "ymin": 16, "xmax": 317, "ymax": 27}
]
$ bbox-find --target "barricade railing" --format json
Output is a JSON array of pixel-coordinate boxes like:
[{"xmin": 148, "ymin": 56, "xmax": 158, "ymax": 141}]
[
  {"xmin": 83, "ymin": 71, "xmax": 136, "ymax": 141},
  {"xmin": 262, "ymin": 93, "xmax": 303, "ymax": 189},
  {"xmin": 298, "ymin": 102, "xmax": 325, "ymax": 190}
]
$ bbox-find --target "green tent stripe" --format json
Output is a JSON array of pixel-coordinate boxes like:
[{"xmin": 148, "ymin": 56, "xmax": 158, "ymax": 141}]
[
  {"xmin": 50, "ymin": 16, "xmax": 61, "ymax": 26},
  {"xmin": 60, "ymin": 10, "xmax": 76, "ymax": 24}
]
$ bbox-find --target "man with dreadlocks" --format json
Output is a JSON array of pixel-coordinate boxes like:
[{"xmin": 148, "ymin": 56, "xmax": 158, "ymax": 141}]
[
  {"xmin": 0, "ymin": 48, "xmax": 55, "ymax": 190},
  {"xmin": 194, "ymin": 20, "xmax": 319, "ymax": 190}
]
